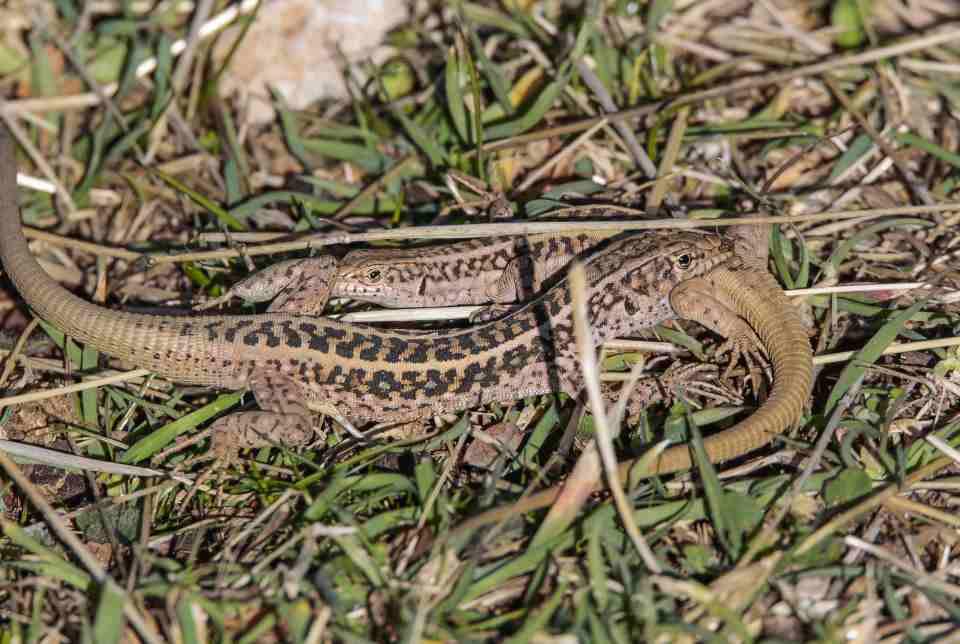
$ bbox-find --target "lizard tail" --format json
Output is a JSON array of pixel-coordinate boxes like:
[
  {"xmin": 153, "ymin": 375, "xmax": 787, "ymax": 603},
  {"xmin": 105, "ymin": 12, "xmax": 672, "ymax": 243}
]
[
  {"xmin": 644, "ymin": 266, "xmax": 814, "ymax": 475},
  {"xmin": 0, "ymin": 128, "xmax": 234, "ymax": 386}
]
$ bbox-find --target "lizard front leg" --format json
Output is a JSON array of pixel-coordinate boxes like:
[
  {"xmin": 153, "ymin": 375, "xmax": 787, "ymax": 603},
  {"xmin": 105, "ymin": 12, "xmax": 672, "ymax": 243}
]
[
  {"xmin": 195, "ymin": 255, "xmax": 340, "ymax": 315},
  {"xmin": 469, "ymin": 256, "xmax": 535, "ymax": 323},
  {"xmin": 669, "ymin": 278, "xmax": 766, "ymax": 380}
]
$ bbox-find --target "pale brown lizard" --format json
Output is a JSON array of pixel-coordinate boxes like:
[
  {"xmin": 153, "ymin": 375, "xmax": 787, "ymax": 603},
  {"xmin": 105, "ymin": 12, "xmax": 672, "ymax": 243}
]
[
  {"xmin": 198, "ymin": 233, "xmax": 617, "ymax": 322},
  {"xmin": 0, "ymin": 129, "xmax": 812, "ymax": 477}
]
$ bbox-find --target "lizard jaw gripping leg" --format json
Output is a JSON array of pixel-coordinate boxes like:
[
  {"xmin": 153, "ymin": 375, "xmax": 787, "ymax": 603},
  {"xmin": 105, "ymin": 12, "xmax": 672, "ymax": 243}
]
[
  {"xmin": 669, "ymin": 277, "xmax": 767, "ymax": 380},
  {"xmin": 195, "ymin": 255, "xmax": 340, "ymax": 315}
]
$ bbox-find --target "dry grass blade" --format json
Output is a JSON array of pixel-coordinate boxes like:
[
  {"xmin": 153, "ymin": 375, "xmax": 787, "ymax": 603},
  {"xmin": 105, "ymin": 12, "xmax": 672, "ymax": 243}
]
[
  {"xmin": 145, "ymin": 203, "xmax": 960, "ymax": 263},
  {"xmin": 553, "ymin": 263, "xmax": 660, "ymax": 572}
]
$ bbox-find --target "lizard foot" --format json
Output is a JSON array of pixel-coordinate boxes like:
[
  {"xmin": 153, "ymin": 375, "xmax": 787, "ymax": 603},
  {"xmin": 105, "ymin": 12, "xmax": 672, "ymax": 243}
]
[
  {"xmin": 205, "ymin": 372, "xmax": 364, "ymax": 461},
  {"xmin": 714, "ymin": 330, "xmax": 768, "ymax": 386},
  {"xmin": 669, "ymin": 277, "xmax": 769, "ymax": 383},
  {"xmin": 660, "ymin": 362, "xmax": 743, "ymax": 405},
  {"xmin": 209, "ymin": 411, "xmax": 314, "ymax": 461},
  {"xmin": 605, "ymin": 362, "xmax": 742, "ymax": 426}
]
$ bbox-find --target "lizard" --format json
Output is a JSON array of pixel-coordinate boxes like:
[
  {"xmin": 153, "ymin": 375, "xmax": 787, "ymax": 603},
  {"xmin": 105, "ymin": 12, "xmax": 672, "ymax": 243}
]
[
  {"xmin": 0, "ymin": 128, "xmax": 813, "ymax": 477},
  {"xmin": 198, "ymin": 218, "xmax": 766, "ymax": 375},
  {"xmin": 196, "ymin": 232, "xmax": 619, "ymax": 322},
  {"xmin": 198, "ymin": 224, "xmax": 770, "ymax": 382}
]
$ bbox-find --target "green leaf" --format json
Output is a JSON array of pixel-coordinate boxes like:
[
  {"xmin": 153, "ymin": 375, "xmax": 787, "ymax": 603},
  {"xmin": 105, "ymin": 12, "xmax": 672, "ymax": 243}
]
[
  {"xmin": 395, "ymin": 111, "xmax": 447, "ymax": 166},
  {"xmin": 832, "ymin": 0, "xmax": 867, "ymax": 49},
  {"xmin": 414, "ymin": 457, "xmax": 436, "ymax": 507},
  {"xmin": 647, "ymin": 0, "xmax": 674, "ymax": 32},
  {"xmin": 301, "ymin": 138, "xmax": 392, "ymax": 173},
  {"xmin": 770, "ymin": 225, "xmax": 795, "ymax": 289},
  {"xmin": 121, "ymin": 392, "xmax": 243, "ymax": 463},
  {"xmin": 896, "ymin": 132, "xmax": 960, "ymax": 169},
  {"xmin": 504, "ymin": 582, "xmax": 567, "ymax": 644},
  {"xmin": 181, "ymin": 261, "xmax": 212, "ymax": 288},
  {"xmin": 654, "ymin": 324, "xmax": 706, "ymax": 360},
  {"xmin": 2, "ymin": 520, "xmax": 91, "ymax": 590},
  {"xmin": 29, "ymin": 33, "xmax": 58, "ymax": 97},
  {"xmin": 330, "ymin": 534, "xmax": 385, "ymax": 587},
  {"xmin": 80, "ymin": 344, "xmax": 100, "ymax": 433},
  {"xmin": 175, "ymin": 594, "xmax": 203, "ymax": 644},
  {"xmin": 484, "ymin": 69, "xmax": 572, "ymax": 140},
  {"xmin": 687, "ymin": 410, "xmax": 738, "ymax": 557},
  {"xmin": 92, "ymin": 583, "xmax": 126, "ymax": 644},
  {"xmin": 360, "ymin": 506, "xmax": 419, "ymax": 540},
  {"xmin": 377, "ymin": 58, "xmax": 415, "ymax": 101},
  {"xmin": 149, "ymin": 34, "xmax": 173, "ymax": 119},
  {"xmin": 461, "ymin": 2, "xmax": 529, "ymax": 36},
  {"xmin": 445, "ymin": 48, "xmax": 469, "ymax": 143},
  {"xmin": 0, "ymin": 38, "xmax": 28, "ymax": 76},
  {"xmin": 716, "ymin": 491, "xmax": 763, "ymax": 542},
  {"xmin": 275, "ymin": 599, "xmax": 312, "ymax": 643},
  {"xmin": 588, "ymin": 31, "xmax": 617, "ymax": 97},
  {"xmin": 153, "ymin": 169, "xmax": 246, "ymax": 232},
  {"xmin": 824, "ymin": 467, "xmax": 873, "ymax": 506},
  {"xmin": 586, "ymin": 521, "xmax": 609, "ymax": 610},
  {"xmin": 826, "ymin": 133, "xmax": 873, "ymax": 183},
  {"xmin": 682, "ymin": 543, "xmax": 714, "ymax": 574},
  {"xmin": 467, "ymin": 27, "xmax": 512, "ymax": 114},
  {"xmin": 87, "ymin": 38, "xmax": 129, "ymax": 85},
  {"xmin": 236, "ymin": 614, "xmax": 276, "ymax": 644},
  {"xmin": 520, "ymin": 401, "xmax": 559, "ymax": 468},
  {"xmin": 825, "ymin": 218, "xmax": 931, "ymax": 274}
]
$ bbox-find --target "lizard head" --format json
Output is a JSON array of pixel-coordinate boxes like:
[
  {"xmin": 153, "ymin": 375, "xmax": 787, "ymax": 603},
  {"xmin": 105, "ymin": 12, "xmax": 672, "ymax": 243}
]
[
  {"xmin": 580, "ymin": 232, "xmax": 737, "ymax": 339},
  {"xmin": 334, "ymin": 259, "xmax": 425, "ymax": 306}
]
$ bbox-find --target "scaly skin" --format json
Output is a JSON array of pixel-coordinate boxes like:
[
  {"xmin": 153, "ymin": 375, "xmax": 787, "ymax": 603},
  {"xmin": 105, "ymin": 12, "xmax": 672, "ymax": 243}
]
[
  {"xmin": 453, "ymin": 263, "xmax": 814, "ymax": 533},
  {"xmin": 0, "ymin": 128, "xmax": 812, "ymax": 475},
  {"xmin": 203, "ymin": 233, "xmax": 617, "ymax": 317}
]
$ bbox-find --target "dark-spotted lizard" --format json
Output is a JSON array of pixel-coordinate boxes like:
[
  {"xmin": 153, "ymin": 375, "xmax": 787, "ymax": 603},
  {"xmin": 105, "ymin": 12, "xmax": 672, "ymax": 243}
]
[{"xmin": 0, "ymin": 129, "xmax": 812, "ymax": 476}]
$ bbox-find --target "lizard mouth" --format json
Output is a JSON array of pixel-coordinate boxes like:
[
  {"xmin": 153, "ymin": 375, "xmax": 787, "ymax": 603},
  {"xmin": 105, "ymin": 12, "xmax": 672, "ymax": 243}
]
[{"xmin": 339, "ymin": 284, "xmax": 417, "ymax": 307}]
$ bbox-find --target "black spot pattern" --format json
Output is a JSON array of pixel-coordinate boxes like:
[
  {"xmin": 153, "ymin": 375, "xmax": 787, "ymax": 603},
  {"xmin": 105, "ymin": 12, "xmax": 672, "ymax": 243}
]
[{"xmin": 220, "ymin": 231, "xmax": 740, "ymax": 422}]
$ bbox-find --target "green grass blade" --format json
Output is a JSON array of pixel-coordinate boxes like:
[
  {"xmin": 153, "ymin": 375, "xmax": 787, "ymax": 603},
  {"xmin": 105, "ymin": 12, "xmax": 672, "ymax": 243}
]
[
  {"xmin": 825, "ymin": 301, "xmax": 926, "ymax": 413},
  {"xmin": 92, "ymin": 582, "xmax": 126, "ymax": 644},
  {"xmin": 121, "ymin": 392, "xmax": 243, "ymax": 464}
]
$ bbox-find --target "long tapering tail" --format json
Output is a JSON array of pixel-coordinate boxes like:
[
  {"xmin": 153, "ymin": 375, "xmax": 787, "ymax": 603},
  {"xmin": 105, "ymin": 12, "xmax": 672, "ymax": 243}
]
[{"xmin": 0, "ymin": 128, "xmax": 237, "ymax": 386}]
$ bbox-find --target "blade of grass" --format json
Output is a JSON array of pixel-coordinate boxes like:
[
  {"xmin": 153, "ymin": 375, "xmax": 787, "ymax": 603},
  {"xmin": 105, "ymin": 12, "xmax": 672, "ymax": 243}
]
[
  {"xmin": 120, "ymin": 392, "xmax": 242, "ymax": 464},
  {"xmin": 152, "ymin": 169, "xmax": 246, "ymax": 231},
  {"xmin": 825, "ymin": 301, "xmax": 926, "ymax": 413}
]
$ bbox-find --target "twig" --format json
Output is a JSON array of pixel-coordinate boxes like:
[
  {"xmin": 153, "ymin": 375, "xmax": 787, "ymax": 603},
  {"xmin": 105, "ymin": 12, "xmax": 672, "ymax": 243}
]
[{"xmin": 142, "ymin": 204, "xmax": 960, "ymax": 264}]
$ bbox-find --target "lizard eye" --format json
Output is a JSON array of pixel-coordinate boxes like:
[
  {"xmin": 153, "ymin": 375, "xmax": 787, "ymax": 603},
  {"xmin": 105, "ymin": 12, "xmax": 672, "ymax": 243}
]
[
  {"xmin": 366, "ymin": 269, "xmax": 382, "ymax": 282},
  {"xmin": 674, "ymin": 253, "xmax": 692, "ymax": 270}
]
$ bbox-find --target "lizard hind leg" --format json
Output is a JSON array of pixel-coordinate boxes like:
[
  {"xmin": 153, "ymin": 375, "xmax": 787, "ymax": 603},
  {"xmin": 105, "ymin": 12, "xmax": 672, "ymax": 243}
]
[{"xmin": 208, "ymin": 372, "xmax": 319, "ymax": 460}]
